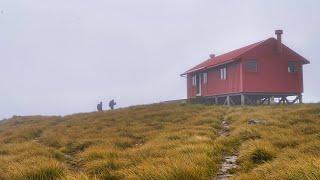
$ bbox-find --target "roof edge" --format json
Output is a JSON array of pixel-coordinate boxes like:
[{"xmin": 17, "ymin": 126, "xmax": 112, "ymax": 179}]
[
  {"xmin": 182, "ymin": 38, "xmax": 269, "ymax": 75},
  {"xmin": 180, "ymin": 58, "xmax": 240, "ymax": 76},
  {"xmin": 282, "ymin": 44, "xmax": 310, "ymax": 64}
]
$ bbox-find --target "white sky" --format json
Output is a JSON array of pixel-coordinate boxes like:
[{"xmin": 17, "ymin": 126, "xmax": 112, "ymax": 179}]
[{"xmin": 0, "ymin": 0, "xmax": 319, "ymax": 119}]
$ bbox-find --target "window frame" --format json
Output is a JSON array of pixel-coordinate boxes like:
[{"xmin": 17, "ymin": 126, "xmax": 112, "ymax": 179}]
[
  {"xmin": 220, "ymin": 67, "xmax": 227, "ymax": 80},
  {"xmin": 288, "ymin": 61, "xmax": 299, "ymax": 73},
  {"xmin": 191, "ymin": 75, "xmax": 196, "ymax": 86},
  {"xmin": 245, "ymin": 59, "xmax": 258, "ymax": 72},
  {"xmin": 203, "ymin": 72, "xmax": 208, "ymax": 84}
]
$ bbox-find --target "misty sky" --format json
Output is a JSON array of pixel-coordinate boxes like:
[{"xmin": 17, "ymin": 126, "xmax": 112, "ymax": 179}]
[{"xmin": 1, "ymin": 0, "xmax": 319, "ymax": 119}]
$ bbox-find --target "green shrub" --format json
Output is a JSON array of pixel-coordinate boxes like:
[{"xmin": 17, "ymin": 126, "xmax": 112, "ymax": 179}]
[{"xmin": 250, "ymin": 148, "xmax": 274, "ymax": 164}]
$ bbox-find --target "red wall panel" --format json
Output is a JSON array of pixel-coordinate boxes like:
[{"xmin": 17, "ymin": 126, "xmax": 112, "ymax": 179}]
[
  {"xmin": 205, "ymin": 62, "xmax": 241, "ymax": 96},
  {"xmin": 241, "ymin": 39, "xmax": 304, "ymax": 94},
  {"xmin": 187, "ymin": 62, "xmax": 241, "ymax": 98},
  {"xmin": 186, "ymin": 38, "xmax": 305, "ymax": 99}
]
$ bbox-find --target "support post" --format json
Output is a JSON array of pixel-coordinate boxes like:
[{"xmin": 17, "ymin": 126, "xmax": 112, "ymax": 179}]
[
  {"xmin": 245, "ymin": 95, "xmax": 253, "ymax": 105},
  {"xmin": 241, "ymin": 94, "xmax": 245, "ymax": 105},
  {"xmin": 270, "ymin": 96, "xmax": 274, "ymax": 104},
  {"xmin": 226, "ymin": 96, "xmax": 230, "ymax": 106},
  {"xmin": 298, "ymin": 94, "xmax": 302, "ymax": 104},
  {"xmin": 229, "ymin": 96, "xmax": 235, "ymax": 105},
  {"xmin": 261, "ymin": 97, "xmax": 267, "ymax": 104},
  {"xmin": 290, "ymin": 96, "xmax": 299, "ymax": 104},
  {"xmin": 284, "ymin": 97, "xmax": 289, "ymax": 104},
  {"xmin": 278, "ymin": 97, "xmax": 285, "ymax": 104}
]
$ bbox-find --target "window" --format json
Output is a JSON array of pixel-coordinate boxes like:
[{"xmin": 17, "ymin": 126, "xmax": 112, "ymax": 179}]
[
  {"xmin": 288, "ymin": 61, "xmax": 298, "ymax": 73},
  {"xmin": 246, "ymin": 60, "xmax": 258, "ymax": 72},
  {"xmin": 192, "ymin": 75, "xmax": 196, "ymax": 86},
  {"xmin": 203, "ymin": 72, "xmax": 208, "ymax": 84},
  {"xmin": 220, "ymin": 67, "xmax": 227, "ymax": 80}
]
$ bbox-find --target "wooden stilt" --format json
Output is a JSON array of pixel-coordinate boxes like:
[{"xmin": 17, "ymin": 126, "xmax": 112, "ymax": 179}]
[
  {"xmin": 241, "ymin": 94, "xmax": 245, "ymax": 105},
  {"xmin": 245, "ymin": 95, "xmax": 253, "ymax": 105},
  {"xmin": 188, "ymin": 93, "xmax": 302, "ymax": 106},
  {"xmin": 298, "ymin": 94, "xmax": 302, "ymax": 104},
  {"xmin": 290, "ymin": 96, "xmax": 299, "ymax": 104},
  {"xmin": 261, "ymin": 97, "xmax": 267, "ymax": 104},
  {"xmin": 284, "ymin": 97, "xmax": 289, "ymax": 104},
  {"xmin": 229, "ymin": 96, "xmax": 235, "ymax": 105},
  {"xmin": 270, "ymin": 96, "xmax": 274, "ymax": 104},
  {"xmin": 226, "ymin": 96, "xmax": 230, "ymax": 106}
]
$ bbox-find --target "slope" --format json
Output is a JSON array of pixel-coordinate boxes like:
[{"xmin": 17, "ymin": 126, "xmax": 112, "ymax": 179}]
[{"xmin": 0, "ymin": 103, "xmax": 320, "ymax": 179}]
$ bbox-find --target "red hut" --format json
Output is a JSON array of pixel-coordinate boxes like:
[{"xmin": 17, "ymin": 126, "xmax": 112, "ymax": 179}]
[{"xmin": 181, "ymin": 30, "xmax": 309, "ymax": 105}]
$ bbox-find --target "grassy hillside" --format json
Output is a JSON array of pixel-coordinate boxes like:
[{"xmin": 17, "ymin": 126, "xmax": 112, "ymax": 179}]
[{"xmin": 0, "ymin": 103, "xmax": 320, "ymax": 179}]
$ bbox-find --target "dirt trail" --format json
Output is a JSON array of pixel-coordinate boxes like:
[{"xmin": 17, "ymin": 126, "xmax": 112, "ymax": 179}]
[
  {"xmin": 214, "ymin": 120, "xmax": 238, "ymax": 180},
  {"xmin": 219, "ymin": 120, "xmax": 230, "ymax": 137},
  {"xmin": 32, "ymin": 138, "xmax": 81, "ymax": 172}
]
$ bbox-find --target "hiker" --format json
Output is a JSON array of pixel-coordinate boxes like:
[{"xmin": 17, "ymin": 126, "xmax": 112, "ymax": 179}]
[
  {"xmin": 97, "ymin": 102, "xmax": 103, "ymax": 112},
  {"xmin": 109, "ymin": 99, "xmax": 116, "ymax": 110}
]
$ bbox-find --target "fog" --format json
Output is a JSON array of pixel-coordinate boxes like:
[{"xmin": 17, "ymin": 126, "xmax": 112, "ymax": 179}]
[{"xmin": 1, "ymin": 0, "xmax": 319, "ymax": 119}]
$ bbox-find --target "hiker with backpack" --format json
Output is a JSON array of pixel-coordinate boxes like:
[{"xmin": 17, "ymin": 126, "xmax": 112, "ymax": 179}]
[
  {"xmin": 109, "ymin": 99, "xmax": 116, "ymax": 110},
  {"xmin": 97, "ymin": 102, "xmax": 103, "ymax": 112}
]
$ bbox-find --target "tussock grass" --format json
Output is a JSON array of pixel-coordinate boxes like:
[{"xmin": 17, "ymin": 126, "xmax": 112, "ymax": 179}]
[
  {"xmin": 228, "ymin": 104, "xmax": 320, "ymax": 179},
  {"xmin": 0, "ymin": 104, "xmax": 227, "ymax": 179},
  {"xmin": 1, "ymin": 103, "xmax": 320, "ymax": 179},
  {"xmin": 1, "ymin": 156, "xmax": 65, "ymax": 179}
]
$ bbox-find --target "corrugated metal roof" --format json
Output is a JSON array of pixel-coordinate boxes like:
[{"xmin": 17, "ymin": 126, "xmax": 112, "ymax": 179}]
[{"xmin": 181, "ymin": 39, "xmax": 268, "ymax": 75}]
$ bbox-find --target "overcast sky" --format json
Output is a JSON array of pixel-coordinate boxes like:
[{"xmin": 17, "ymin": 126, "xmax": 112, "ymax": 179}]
[{"xmin": 0, "ymin": 0, "xmax": 319, "ymax": 119}]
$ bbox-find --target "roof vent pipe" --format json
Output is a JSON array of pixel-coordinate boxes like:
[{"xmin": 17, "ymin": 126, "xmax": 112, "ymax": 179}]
[
  {"xmin": 275, "ymin": 30, "xmax": 283, "ymax": 54},
  {"xmin": 210, "ymin": 54, "xmax": 215, "ymax": 59}
]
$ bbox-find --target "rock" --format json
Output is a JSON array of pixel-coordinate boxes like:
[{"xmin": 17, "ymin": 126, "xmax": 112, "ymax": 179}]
[
  {"xmin": 214, "ymin": 120, "xmax": 238, "ymax": 180},
  {"xmin": 248, "ymin": 119, "xmax": 267, "ymax": 125},
  {"xmin": 214, "ymin": 155, "xmax": 238, "ymax": 180},
  {"xmin": 219, "ymin": 120, "xmax": 230, "ymax": 136},
  {"xmin": 32, "ymin": 138, "xmax": 40, "ymax": 142}
]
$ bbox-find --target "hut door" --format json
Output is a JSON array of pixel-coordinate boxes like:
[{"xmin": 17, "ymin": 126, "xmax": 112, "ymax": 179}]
[{"xmin": 196, "ymin": 73, "xmax": 202, "ymax": 96}]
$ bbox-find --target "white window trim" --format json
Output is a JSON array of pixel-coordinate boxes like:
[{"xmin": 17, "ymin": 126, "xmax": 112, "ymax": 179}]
[
  {"xmin": 246, "ymin": 60, "xmax": 258, "ymax": 72},
  {"xmin": 288, "ymin": 61, "xmax": 298, "ymax": 73},
  {"xmin": 192, "ymin": 75, "xmax": 196, "ymax": 86},
  {"xmin": 220, "ymin": 67, "xmax": 227, "ymax": 80},
  {"xmin": 196, "ymin": 74, "xmax": 202, "ymax": 96},
  {"xmin": 203, "ymin": 72, "xmax": 208, "ymax": 84}
]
